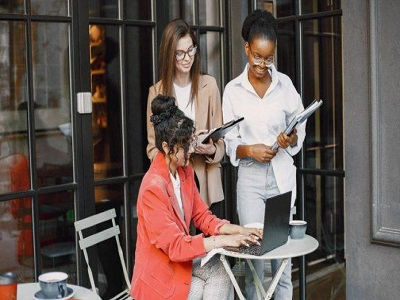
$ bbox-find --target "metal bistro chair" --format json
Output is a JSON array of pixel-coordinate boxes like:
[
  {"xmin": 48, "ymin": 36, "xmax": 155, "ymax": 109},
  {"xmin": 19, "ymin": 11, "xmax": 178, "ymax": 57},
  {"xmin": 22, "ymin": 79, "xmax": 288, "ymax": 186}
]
[{"xmin": 74, "ymin": 208, "xmax": 132, "ymax": 300}]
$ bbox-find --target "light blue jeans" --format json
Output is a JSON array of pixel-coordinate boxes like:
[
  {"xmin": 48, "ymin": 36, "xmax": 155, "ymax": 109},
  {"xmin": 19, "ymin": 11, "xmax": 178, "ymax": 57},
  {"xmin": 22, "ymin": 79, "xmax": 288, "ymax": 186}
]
[{"xmin": 237, "ymin": 159, "xmax": 292, "ymax": 300}]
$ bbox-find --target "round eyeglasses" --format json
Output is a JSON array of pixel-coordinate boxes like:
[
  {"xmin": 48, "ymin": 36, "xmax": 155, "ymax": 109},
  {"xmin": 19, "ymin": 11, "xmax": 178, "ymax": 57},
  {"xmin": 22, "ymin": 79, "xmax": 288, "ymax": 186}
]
[
  {"xmin": 175, "ymin": 46, "xmax": 197, "ymax": 61},
  {"xmin": 249, "ymin": 46, "xmax": 274, "ymax": 67}
]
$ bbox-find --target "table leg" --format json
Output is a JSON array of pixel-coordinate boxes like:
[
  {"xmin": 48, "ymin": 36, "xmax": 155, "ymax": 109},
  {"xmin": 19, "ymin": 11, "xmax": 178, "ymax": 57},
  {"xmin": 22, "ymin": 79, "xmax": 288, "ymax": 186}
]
[
  {"xmin": 219, "ymin": 255, "xmax": 246, "ymax": 300},
  {"xmin": 264, "ymin": 258, "xmax": 289, "ymax": 300},
  {"xmin": 245, "ymin": 259, "xmax": 266, "ymax": 299}
]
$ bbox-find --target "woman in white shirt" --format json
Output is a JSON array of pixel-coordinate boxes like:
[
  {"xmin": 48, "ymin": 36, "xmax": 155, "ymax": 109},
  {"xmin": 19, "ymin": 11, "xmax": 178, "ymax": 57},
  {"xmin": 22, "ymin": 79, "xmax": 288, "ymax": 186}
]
[{"xmin": 222, "ymin": 10, "xmax": 306, "ymax": 300}]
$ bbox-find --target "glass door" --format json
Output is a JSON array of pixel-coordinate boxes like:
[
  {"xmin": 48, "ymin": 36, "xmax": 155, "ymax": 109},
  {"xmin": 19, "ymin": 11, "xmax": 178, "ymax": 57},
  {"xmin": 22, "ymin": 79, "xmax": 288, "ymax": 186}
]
[{"xmin": 0, "ymin": 0, "xmax": 79, "ymax": 283}]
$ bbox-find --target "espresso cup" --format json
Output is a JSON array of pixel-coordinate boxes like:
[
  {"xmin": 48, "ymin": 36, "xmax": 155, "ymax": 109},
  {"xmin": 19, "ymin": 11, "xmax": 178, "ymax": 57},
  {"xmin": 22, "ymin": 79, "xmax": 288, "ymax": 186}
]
[
  {"xmin": 289, "ymin": 220, "xmax": 307, "ymax": 239},
  {"xmin": 0, "ymin": 272, "xmax": 18, "ymax": 300},
  {"xmin": 38, "ymin": 272, "xmax": 68, "ymax": 299}
]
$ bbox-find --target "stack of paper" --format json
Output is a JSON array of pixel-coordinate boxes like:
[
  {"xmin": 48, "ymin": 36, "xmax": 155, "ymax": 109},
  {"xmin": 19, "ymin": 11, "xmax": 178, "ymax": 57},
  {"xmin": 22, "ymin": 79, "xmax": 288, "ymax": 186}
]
[{"xmin": 271, "ymin": 99, "xmax": 323, "ymax": 150}]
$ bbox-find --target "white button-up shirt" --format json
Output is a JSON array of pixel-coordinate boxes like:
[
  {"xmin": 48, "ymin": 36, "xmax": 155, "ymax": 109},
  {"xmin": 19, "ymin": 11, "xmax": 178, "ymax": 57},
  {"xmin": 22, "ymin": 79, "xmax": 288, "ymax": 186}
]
[{"xmin": 222, "ymin": 64, "xmax": 306, "ymax": 196}]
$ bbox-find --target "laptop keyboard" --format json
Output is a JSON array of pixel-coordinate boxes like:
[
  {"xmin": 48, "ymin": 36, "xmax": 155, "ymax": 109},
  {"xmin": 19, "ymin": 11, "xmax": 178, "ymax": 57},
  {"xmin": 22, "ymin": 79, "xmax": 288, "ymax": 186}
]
[{"xmin": 224, "ymin": 244, "xmax": 262, "ymax": 256}]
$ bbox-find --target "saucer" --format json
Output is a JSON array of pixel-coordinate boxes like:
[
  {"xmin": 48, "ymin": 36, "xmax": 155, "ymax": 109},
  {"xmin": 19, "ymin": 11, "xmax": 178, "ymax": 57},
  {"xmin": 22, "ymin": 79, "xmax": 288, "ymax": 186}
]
[{"xmin": 34, "ymin": 287, "xmax": 74, "ymax": 300}]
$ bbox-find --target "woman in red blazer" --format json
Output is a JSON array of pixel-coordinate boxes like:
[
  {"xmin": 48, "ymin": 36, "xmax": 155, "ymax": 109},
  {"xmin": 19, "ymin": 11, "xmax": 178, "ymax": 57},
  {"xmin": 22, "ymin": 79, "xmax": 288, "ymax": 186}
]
[{"xmin": 131, "ymin": 95, "xmax": 262, "ymax": 300}]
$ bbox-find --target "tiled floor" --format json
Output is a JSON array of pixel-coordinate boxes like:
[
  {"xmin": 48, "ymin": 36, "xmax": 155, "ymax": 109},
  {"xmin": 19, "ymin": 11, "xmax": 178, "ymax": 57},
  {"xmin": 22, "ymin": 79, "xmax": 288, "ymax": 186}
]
[
  {"xmin": 232, "ymin": 260, "xmax": 346, "ymax": 300},
  {"xmin": 293, "ymin": 262, "xmax": 346, "ymax": 300}
]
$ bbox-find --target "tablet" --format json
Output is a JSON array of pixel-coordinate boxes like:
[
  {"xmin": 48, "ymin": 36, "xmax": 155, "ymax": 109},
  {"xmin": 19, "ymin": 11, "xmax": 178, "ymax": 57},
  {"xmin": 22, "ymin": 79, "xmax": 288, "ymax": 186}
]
[{"xmin": 201, "ymin": 117, "xmax": 244, "ymax": 143}]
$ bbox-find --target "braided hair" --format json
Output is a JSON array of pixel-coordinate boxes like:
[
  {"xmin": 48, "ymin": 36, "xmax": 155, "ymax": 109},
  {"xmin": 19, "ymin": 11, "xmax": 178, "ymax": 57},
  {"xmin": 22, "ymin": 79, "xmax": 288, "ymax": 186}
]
[
  {"xmin": 241, "ymin": 9, "xmax": 278, "ymax": 43},
  {"xmin": 150, "ymin": 95, "xmax": 195, "ymax": 159}
]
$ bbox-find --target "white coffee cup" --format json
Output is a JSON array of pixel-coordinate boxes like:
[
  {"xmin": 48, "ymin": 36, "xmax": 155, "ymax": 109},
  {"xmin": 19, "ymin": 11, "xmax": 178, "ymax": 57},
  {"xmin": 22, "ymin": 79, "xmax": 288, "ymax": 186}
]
[{"xmin": 38, "ymin": 272, "xmax": 68, "ymax": 299}]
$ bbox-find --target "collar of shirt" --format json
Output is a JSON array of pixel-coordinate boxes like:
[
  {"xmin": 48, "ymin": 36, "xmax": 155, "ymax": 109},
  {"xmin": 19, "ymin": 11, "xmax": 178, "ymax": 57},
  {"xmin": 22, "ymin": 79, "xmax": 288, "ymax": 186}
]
[
  {"xmin": 238, "ymin": 63, "xmax": 279, "ymax": 99},
  {"xmin": 169, "ymin": 172, "xmax": 184, "ymax": 216}
]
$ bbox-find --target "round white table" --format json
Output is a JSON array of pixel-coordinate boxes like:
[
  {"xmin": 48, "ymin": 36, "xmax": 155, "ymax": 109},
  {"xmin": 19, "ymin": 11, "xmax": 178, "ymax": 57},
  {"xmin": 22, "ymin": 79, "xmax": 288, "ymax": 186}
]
[
  {"xmin": 216, "ymin": 234, "xmax": 319, "ymax": 300},
  {"xmin": 17, "ymin": 282, "xmax": 101, "ymax": 300}
]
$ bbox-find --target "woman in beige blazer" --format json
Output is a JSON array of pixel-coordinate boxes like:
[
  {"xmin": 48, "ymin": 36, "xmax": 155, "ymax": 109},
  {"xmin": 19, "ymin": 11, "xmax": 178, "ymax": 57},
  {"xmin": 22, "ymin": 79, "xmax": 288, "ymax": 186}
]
[{"xmin": 146, "ymin": 19, "xmax": 225, "ymax": 216}]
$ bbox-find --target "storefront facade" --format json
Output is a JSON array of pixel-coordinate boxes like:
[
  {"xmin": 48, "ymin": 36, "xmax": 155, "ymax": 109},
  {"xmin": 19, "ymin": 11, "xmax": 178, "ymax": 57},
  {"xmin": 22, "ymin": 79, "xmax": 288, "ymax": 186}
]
[{"xmin": 0, "ymin": 1, "xmax": 344, "ymax": 298}]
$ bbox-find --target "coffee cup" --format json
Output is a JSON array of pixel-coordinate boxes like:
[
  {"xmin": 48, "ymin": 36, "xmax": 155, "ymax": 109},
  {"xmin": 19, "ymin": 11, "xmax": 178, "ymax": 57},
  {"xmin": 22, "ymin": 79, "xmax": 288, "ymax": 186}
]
[
  {"xmin": 0, "ymin": 272, "xmax": 18, "ymax": 300},
  {"xmin": 289, "ymin": 220, "xmax": 307, "ymax": 239},
  {"xmin": 38, "ymin": 272, "xmax": 68, "ymax": 299}
]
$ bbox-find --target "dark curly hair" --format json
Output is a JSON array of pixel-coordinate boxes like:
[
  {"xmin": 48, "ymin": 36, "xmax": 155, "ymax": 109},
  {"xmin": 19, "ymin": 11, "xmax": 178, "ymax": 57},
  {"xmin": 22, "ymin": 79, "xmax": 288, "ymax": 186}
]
[
  {"xmin": 150, "ymin": 95, "xmax": 195, "ymax": 162},
  {"xmin": 241, "ymin": 9, "xmax": 277, "ymax": 43}
]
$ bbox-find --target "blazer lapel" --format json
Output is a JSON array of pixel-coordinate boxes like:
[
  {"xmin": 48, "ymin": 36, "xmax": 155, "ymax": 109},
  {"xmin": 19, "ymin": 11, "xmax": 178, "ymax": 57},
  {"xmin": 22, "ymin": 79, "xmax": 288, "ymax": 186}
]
[{"xmin": 166, "ymin": 180, "xmax": 189, "ymax": 234}]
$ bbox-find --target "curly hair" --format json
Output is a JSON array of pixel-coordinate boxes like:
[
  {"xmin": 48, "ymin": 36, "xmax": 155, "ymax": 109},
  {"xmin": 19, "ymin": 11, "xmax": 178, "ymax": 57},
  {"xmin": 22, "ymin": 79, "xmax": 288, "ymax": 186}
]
[
  {"xmin": 150, "ymin": 95, "xmax": 195, "ymax": 161},
  {"xmin": 241, "ymin": 9, "xmax": 277, "ymax": 43}
]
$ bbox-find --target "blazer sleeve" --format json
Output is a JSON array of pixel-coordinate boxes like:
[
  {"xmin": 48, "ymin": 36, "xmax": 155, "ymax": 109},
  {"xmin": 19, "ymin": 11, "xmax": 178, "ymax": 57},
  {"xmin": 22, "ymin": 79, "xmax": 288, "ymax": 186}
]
[
  {"xmin": 204, "ymin": 77, "xmax": 225, "ymax": 164},
  {"xmin": 146, "ymin": 85, "xmax": 158, "ymax": 161},
  {"xmin": 141, "ymin": 182, "xmax": 207, "ymax": 263}
]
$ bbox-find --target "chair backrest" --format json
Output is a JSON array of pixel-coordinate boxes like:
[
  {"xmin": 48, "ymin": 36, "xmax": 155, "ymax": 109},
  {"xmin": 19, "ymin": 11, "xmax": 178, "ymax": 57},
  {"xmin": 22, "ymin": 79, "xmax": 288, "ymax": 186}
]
[{"xmin": 74, "ymin": 208, "xmax": 132, "ymax": 299}]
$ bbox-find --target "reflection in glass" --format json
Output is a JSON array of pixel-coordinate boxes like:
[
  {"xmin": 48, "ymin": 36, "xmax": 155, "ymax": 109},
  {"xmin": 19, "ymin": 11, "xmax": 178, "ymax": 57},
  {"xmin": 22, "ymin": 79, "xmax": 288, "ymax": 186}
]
[
  {"xmin": 302, "ymin": 17, "xmax": 343, "ymax": 171},
  {"xmin": 0, "ymin": 0, "xmax": 25, "ymax": 14},
  {"xmin": 275, "ymin": 0, "xmax": 295, "ymax": 18},
  {"xmin": 38, "ymin": 190, "xmax": 76, "ymax": 282},
  {"xmin": 301, "ymin": 0, "xmax": 341, "ymax": 14},
  {"xmin": 199, "ymin": 0, "xmax": 220, "ymax": 26},
  {"xmin": 0, "ymin": 21, "xmax": 30, "ymax": 162},
  {"xmin": 31, "ymin": 22, "xmax": 72, "ymax": 187},
  {"xmin": 31, "ymin": 0, "xmax": 69, "ymax": 16},
  {"xmin": 126, "ymin": 26, "xmax": 153, "ymax": 174},
  {"xmin": 124, "ymin": 0, "xmax": 152, "ymax": 20},
  {"xmin": 90, "ymin": 25, "xmax": 123, "ymax": 178},
  {"xmin": 199, "ymin": 31, "xmax": 222, "ymax": 89},
  {"xmin": 169, "ymin": 0, "xmax": 193, "ymax": 24},
  {"xmin": 304, "ymin": 174, "xmax": 344, "ymax": 262},
  {"xmin": 277, "ymin": 21, "xmax": 296, "ymax": 83},
  {"xmin": 257, "ymin": 0, "xmax": 274, "ymax": 14},
  {"xmin": 89, "ymin": 0, "xmax": 118, "ymax": 18},
  {"xmin": 0, "ymin": 198, "xmax": 34, "ymax": 282}
]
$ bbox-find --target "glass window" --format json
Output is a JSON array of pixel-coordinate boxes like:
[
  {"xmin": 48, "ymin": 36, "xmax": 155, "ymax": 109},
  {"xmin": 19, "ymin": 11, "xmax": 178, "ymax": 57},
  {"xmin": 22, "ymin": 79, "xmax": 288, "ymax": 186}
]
[
  {"xmin": 199, "ymin": 0, "xmax": 220, "ymax": 26},
  {"xmin": 89, "ymin": 0, "xmax": 118, "ymax": 18},
  {"xmin": 124, "ymin": 0, "xmax": 152, "ymax": 20},
  {"xmin": 303, "ymin": 174, "xmax": 344, "ymax": 259},
  {"xmin": 0, "ymin": 21, "xmax": 30, "ymax": 162},
  {"xmin": 277, "ymin": 21, "xmax": 296, "ymax": 85},
  {"xmin": 275, "ymin": 0, "xmax": 295, "ymax": 18},
  {"xmin": 301, "ymin": 0, "xmax": 341, "ymax": 14},
  {"xmin": 31, "ymin": 0, "xmax": 69, "ymax": 16},
  {"xmin": 199, "ymin": 31, "xmax": 222, "ymax": 89},
  {"xmin": 0, "ymin": 1, "xmax": 25, "ymax": 14},
  {"xmin": 126, "ymin": 26, "xmax": 153, "ymax": 175},
  {"xmin": 0, "ymin": 198, "xmax": 34, "ymax": 282},
  {"xmin": 257, "ymin": 0, "xmax": 274, "ymax": 14},
  {"xmin": 302, "ymin": 17, "xmax": 343, "ymax": 171},
  {"xmin": 89, "ymin": 24, "xmax": 123, "ymax": 179},
  {"xmin": 39, "ymin": 190, "xmax": 76, "ymax": 281},
  {"xmin": 169, "ymin": 0, "xmax": 194, "ymax": 24},
  {"xmin": 31, "ymin": 22, "xmax": 73, "ymax": 187}
]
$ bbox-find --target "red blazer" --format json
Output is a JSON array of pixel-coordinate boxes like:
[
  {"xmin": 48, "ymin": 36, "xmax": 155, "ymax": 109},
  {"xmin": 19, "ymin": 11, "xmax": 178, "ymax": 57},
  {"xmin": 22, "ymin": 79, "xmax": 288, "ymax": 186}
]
[{"xmin": 130, "ymin": 152, "xmax": 227, "ymax": 300}]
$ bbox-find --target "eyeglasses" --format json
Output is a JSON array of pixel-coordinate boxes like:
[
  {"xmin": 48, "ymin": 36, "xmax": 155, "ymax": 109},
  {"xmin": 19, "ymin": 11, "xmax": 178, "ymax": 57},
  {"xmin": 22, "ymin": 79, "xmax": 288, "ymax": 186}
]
[
  {"xmin": 249, "ymin": 46, "xmax": 274, "ymax": 67},
  {"xmin": 175, "ymin": 46, "xmax": 197, "ymax": 61}
]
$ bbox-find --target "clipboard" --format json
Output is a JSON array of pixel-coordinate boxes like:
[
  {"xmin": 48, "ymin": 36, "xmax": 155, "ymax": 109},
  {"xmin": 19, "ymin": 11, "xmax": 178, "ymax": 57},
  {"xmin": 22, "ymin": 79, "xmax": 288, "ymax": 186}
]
[
  {"xmin": 201, "ymin": 117, "xmax": 244, "ymax": 143},
  {"xmin": 271, "ymin": 99, "xmax": 323, "ymax": 150}
]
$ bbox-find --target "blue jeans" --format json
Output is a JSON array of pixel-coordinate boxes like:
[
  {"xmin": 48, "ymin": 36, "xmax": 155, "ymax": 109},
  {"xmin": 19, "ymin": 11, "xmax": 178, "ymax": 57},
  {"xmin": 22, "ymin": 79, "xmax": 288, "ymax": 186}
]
[{"xmin": 237, "ymin": 159, "xmax": 293, "ymax": 300}]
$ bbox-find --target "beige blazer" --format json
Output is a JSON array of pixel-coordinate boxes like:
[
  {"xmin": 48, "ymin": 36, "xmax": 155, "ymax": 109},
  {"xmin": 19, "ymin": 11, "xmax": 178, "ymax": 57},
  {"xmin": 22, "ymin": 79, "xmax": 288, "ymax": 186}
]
[{"xmin": 146, "ymin": 75, "xmax": 225, "ymax": 206}]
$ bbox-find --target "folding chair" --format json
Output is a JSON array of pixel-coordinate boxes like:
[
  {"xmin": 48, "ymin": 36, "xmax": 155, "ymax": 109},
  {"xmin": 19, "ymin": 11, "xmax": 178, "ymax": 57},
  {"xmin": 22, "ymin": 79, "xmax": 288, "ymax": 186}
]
[{"xmin": 74, "ymin": 208, "xmax": 133, "ymax": 300}]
